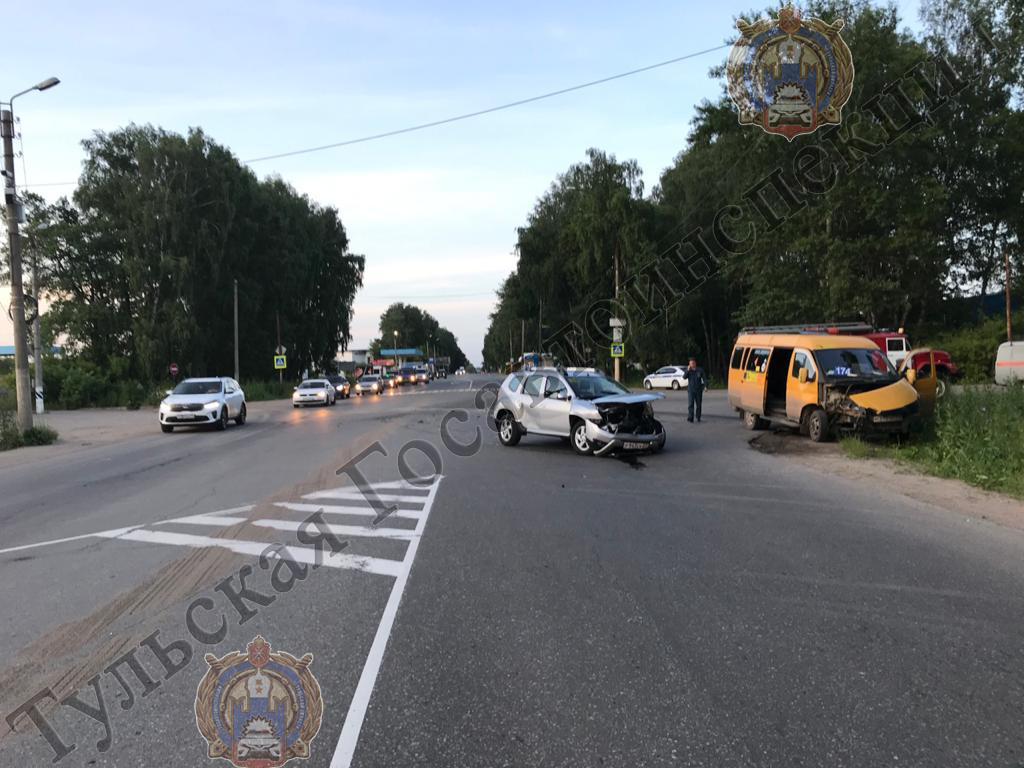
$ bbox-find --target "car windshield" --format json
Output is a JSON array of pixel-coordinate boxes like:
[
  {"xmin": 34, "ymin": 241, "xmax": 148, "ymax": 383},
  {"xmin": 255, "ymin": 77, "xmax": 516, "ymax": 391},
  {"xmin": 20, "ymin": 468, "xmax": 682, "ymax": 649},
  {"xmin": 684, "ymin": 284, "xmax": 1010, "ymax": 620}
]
[
  {"xmin": 299, "ymin": 381, "xmax": 326, "ymax": 389},
  {"xmin": 566, "ymin": 374, "xmax": 631, "ymax": 400},
  {"xmin": 816, "ymin": 348, "xmax": 897, "ymax": 381},
  {"xmin": 172, "ymin": 380, "xmax": 221, "ymax": 395}
]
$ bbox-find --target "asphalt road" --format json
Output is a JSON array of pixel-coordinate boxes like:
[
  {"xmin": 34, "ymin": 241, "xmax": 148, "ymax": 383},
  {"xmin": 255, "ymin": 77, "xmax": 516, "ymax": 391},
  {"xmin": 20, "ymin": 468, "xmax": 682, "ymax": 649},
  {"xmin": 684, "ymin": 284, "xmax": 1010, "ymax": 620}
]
[{"xmin": 1, "ymin": 376, "xmax": 1022, "ymax": 768}]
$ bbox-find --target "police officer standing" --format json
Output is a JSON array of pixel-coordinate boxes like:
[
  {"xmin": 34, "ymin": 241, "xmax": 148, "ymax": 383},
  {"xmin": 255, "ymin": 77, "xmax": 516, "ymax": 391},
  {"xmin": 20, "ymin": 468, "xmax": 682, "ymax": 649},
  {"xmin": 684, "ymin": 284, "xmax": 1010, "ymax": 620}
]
[{"xmin": 683, "ymin": 357, "xmax": 706, "ymax": 423}]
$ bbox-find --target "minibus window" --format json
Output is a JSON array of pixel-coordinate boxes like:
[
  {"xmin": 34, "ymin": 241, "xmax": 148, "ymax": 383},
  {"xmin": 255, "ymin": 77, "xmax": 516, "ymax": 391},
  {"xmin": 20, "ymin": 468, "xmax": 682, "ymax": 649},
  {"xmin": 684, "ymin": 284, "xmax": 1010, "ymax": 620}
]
[
  {"xmin": 745, "ymin": 348, "xmax": 771, "ymax": 373},
  {"xmin": 730, "ymin": 347, "xmax": 745, "ymax": 369},
  {"xmin": 792, "ymin": 352, "xmax": 816, "ymax": 382}
]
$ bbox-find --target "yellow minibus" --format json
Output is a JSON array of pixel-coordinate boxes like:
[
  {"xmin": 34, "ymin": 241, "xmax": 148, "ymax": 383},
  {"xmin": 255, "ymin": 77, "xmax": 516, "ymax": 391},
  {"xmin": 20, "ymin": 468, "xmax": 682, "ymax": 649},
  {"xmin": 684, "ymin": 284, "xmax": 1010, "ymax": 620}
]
[{"xmin": 728, "ymin": 329, "xmax": 936, "ymax": 441}]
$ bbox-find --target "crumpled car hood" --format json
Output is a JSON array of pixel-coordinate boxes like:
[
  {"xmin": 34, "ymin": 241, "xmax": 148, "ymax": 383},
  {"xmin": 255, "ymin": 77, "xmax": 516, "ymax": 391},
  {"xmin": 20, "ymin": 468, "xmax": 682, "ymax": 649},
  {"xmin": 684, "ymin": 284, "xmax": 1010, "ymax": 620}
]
[{"xmin": 590, "ymin": 393, "xmax": 664, "ymax": 406}]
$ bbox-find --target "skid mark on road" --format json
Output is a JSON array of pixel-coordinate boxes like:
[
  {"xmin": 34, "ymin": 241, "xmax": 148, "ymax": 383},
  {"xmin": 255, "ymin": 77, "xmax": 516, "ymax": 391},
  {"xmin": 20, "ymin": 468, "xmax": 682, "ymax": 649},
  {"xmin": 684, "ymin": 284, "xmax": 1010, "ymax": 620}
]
[{"xmin": 0, "ymin": 476, "xmax": 445, "ymax": 766}]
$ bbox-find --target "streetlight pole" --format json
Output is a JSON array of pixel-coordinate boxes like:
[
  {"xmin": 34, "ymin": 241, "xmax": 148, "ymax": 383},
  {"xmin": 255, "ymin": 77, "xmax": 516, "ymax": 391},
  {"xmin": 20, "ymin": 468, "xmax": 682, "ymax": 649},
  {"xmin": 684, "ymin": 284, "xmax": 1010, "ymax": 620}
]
[
  {"xmin": 2, "ymin": 77, "xmax": 59, "ymax": 432},
  {"xmin": 31, "ymin": 251, "xmax": 43, "ymax": 414},
  {"xmin": 393, "ymin": 329, "xmax": 399, "ymax": 366}
]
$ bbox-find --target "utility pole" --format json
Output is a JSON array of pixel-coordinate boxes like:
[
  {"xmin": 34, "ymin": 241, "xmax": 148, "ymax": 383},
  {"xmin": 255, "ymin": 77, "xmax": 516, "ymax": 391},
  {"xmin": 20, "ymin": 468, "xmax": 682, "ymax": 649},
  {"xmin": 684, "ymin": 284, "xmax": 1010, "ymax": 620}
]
[
  {"xmin": 521, "ymin": 318, "xmax": 525, "ymax": 362},
  {"xmin": 538, "ymin": 298, "xmax": 542, "ymax": 357},
  {"xmin": 613, "ymin": 247, "xmax": 621, "ymax": 382},
  {"xmin": 233, "ymin": 279, "xmax": 240, "ymax": 381},
  {"xmin": 31, "ymin": 251, "xmax": 43, "ymax": 414},
  {"xmin": 276, "ymin": 310, "xmax": 283, "ymax": 384},
  {"xmin": 2, "ymin": 107, "xmax": 32, "ymax": 431},
  {"xmin": 1005, "ymin": 249, "xmax": 1013, "ymax": 343}
]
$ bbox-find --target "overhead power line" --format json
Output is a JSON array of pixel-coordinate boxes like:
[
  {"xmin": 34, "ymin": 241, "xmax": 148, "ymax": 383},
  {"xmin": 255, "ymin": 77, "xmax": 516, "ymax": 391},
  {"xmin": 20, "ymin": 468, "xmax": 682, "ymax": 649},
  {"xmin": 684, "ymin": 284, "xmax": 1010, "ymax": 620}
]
[
  {"xmin": 21, "ymin": 42, "xmax": 730, "ymax": 189},
  {"xmin": 244, "ymin": 44, "xmax": 731, "ymax": 163}
]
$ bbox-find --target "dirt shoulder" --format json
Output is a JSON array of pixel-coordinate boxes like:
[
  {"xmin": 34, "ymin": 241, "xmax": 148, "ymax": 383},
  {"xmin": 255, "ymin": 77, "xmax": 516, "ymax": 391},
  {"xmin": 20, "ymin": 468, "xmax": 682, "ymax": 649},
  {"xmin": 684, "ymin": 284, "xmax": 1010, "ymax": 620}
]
[
  {"xmin": 0, "ymin": 400, "xmax": 292, "ymax": 469},
  {"xmin": 750, "ymin": 429, "xmax": 1024, "ymax": 533}
]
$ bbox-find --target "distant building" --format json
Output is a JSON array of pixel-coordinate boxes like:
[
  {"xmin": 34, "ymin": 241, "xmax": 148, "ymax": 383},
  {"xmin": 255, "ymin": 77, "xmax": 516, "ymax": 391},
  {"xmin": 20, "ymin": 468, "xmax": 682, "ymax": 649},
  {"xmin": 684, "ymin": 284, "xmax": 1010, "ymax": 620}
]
[
  {"xmin": 0, "ymin": 345, "xmax": 62, "ymax": 360},
  {"xmin": 336, "ymin": 348, "xmax": 369, "ymax": 366}
]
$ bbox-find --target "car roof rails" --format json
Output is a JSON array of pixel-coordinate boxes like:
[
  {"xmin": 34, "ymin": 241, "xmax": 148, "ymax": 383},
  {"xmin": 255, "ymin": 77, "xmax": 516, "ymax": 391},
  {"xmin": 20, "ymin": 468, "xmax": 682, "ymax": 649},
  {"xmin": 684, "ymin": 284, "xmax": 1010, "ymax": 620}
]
[{"xmin": 740, "ymin": 322, "xmax": 875, "ymax": 335}]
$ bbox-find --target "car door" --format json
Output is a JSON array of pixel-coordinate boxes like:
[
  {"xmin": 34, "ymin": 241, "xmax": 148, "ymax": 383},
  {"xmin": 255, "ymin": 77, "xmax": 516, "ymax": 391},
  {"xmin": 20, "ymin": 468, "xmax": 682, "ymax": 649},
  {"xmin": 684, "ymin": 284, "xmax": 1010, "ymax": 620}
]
[
  {"xmin": 786, "ymin": 349, "xmax": 819, "ymax": 421},
  {"xmin": 518, "ymin": 374, "xmax": 547, "ymax": 431},
  {"xmin": 740, "ymin": 347, "xmax": 771, "ymax": 413},
  {"xmin": 886, "ymin": 337, "xmax": 908, "ymax": 368},
  {"xmin": 222, "ymin": 380, "xmax": 237, "ymax": 417},
  {"xmin": 533, "ymin": 375, "xmax": 572, "ymax": 435},
  {"xmin": 655, "ymin": 367, "xmax": 672, "ymax": 387},
  {"xmin": 905, "ymin": 350, "xmax": 937, "ymax": 415}
]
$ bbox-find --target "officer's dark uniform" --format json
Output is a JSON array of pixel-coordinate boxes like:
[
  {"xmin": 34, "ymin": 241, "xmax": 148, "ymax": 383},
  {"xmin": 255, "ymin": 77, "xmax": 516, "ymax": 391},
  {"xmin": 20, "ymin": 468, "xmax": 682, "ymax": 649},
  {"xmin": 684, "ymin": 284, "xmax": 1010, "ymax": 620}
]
[{"xmin": 683, "ymin": 366, "xmax": 706, "ymax": 422}]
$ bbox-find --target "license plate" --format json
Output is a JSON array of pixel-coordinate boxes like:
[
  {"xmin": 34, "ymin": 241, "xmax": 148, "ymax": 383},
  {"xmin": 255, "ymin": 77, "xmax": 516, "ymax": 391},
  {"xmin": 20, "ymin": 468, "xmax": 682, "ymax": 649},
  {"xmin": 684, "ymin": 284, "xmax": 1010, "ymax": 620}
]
[
  {"xmin": 622, "ymin": 441, "xmax": 647, "ymax": 450},
  {"xmin": 874, "ymin": 415, "xmax": 901, "ymax": 423}
]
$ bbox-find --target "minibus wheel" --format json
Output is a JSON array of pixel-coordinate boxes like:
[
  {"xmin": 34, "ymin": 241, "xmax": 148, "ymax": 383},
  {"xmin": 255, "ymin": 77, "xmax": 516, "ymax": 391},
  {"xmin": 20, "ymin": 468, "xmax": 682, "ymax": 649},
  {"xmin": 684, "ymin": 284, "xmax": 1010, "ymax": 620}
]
[
  {"xmin": 742, "ymin": 410, "xmax": 765, "ymax": 430},
  {"xmin": 807, "ymin": 408, "xmax": 830, "ymax": 442}
]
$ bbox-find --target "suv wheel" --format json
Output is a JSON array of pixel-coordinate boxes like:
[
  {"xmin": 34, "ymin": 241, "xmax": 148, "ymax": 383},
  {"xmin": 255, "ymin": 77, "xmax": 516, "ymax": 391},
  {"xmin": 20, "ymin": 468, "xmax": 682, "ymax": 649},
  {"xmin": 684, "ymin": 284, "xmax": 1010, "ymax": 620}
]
[
  {"xmin": 671, "ymin": 380, "xmax": 680, "ymax": 390},
  {"xmin": 217, "ymin": 407, "xmax": 229, "ymax": 431},
  {"xmin": 644, "ymin": 380, "xmax": 653, "ymax": 390},
  {"xmin": 235, "ymin": 403, "xmax": 247, "ymax": 425},
  {"xmin": 571, "ymin": 421, "xmax": 593, "ymax": 455},
  {"xmin": 161, "ymin": 424, "xmax": 174, "ymax": 433},
  {"xmin": 498, "ymin": 413, "xmax": 522, "ymax": 446}
]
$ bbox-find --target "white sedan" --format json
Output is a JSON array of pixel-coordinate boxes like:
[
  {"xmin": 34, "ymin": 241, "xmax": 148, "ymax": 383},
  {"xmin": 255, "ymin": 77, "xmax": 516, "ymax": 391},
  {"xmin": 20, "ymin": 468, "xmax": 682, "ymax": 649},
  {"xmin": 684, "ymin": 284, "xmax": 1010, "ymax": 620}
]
[
  {"xmin": 292, "ymin": 379, "xmax": 336, "ymax": 407},
  {"xmin": 643, "ymin": 366, "xmax": 689, "ymax": 390}
]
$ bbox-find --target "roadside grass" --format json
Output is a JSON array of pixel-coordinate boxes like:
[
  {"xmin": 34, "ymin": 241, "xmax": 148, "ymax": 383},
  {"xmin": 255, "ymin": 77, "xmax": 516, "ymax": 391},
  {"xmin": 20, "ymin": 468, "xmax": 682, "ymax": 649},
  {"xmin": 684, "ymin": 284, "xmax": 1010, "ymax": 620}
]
[
  {"xmin": 0, "ymin": 398, "xmax": 60, "ymax": 451},
  {"xmin": 243, "ymin": 380, "xmax": 300, "ymax": 401},
  {"xmin": 841, "ymin": 385, "xmax": 1024, "ymax": 498}
]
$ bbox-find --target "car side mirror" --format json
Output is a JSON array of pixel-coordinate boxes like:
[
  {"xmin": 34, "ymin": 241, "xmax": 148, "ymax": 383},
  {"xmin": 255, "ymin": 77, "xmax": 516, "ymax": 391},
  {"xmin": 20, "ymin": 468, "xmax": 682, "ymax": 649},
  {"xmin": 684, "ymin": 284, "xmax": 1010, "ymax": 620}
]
[{"xmin": 798, "ymin": 369, "xmax": 808, "ymax": 384}]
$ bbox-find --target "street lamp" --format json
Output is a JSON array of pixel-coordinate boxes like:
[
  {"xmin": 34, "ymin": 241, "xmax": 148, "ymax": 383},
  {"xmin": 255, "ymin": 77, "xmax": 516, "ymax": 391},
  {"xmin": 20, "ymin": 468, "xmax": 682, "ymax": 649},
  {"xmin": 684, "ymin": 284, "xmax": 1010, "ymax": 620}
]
[
  {"xmin": 2, "ymin": 76, "xmax": 61, "ymax": 430},
  {"xmin": 393, "ymin": 329, "xmax": 399, "ymax": 365}
]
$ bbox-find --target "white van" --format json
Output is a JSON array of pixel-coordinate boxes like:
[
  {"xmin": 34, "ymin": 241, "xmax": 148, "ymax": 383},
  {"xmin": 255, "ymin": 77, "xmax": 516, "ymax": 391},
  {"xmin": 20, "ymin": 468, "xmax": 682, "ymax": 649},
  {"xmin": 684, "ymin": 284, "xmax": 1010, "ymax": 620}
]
[{"xmin": 995, "ymin": 342, "xmax": 1024, "ymax": 384}]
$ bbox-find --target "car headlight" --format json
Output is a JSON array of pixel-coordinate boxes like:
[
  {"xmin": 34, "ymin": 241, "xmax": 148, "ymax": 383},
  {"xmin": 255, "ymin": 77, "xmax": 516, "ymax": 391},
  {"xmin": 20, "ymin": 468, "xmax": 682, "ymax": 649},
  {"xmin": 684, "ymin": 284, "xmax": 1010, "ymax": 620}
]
[
  {"xmin": 203, "ymin": 401, "xmax": 221, "ymax": 410},
  {"xmin": 159, "ymin": 402, "xmax": 170, "ymax": 412}
]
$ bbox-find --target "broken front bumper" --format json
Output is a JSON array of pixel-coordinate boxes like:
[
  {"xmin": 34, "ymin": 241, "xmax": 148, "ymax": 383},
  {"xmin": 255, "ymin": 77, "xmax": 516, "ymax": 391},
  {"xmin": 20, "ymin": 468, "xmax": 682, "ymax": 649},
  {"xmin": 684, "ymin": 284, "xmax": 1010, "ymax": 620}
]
[{"xmin": 585, "ymin": 420, "xmax": 666, "ymax": 455}]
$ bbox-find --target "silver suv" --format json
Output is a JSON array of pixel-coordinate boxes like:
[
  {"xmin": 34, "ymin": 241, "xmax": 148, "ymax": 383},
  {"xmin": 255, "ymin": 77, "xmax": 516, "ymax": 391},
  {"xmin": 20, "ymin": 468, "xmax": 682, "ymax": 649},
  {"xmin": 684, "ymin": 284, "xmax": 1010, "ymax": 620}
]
[{"xmin": 494, "ymin": 368, "xmax": 666, "ymax": 456}]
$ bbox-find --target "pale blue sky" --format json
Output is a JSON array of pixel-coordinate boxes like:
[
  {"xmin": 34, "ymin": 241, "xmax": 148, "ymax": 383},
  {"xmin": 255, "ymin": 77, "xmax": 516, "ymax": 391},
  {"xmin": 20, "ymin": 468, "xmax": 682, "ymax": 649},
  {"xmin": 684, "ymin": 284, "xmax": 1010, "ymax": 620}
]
[{"xmin": 4, "ymin": 1, "xmax": 922, "ymax": 364}]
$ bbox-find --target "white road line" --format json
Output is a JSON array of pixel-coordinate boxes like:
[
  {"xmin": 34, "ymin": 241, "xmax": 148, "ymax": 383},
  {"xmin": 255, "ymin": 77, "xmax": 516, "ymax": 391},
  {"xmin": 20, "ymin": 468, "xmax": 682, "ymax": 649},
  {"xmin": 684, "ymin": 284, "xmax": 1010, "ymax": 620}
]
[
  {"xmin": 303, "ymin": 490, "xmax": 428, "ymax": 504},
  {"xmin": 330, "ymin": 476, "xmax": 444, "ymax": 768},
  {"xmin": 0, "ymin": 526, "xmax": 145, "ymax": 557},
  {"xmin": 251, "ymin": 519, "xmax": 418, "ymax": 540},
  {"xmin": 92, "ymin": 528, "xmax": 403, "ymax": 577},
  {"xmin": 274, "ymin": 501, "xmax": 424, "ymax": 521},
  {"xmin": 155, "ymin": 514, "xmax": 248, "ymax": 527}
]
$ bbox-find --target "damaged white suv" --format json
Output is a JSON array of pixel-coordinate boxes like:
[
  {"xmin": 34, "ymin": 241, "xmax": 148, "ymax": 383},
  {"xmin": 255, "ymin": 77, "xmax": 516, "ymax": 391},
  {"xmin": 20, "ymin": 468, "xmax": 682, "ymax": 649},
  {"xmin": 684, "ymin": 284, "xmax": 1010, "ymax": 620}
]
[{"xmin": 494, "ymin": 368, "xmax": 666, "ymax": 456}]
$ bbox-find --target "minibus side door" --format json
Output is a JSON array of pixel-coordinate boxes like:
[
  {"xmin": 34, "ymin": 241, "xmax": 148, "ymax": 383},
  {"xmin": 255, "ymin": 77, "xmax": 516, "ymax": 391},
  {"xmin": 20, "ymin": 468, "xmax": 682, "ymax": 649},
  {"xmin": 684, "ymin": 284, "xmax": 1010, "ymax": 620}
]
[
  {"xmin": 787, "ymin": 349, "xmax": 819, "ymax": 422},
  {"xmin": 740, "ymin": 347, "xmax": 771, "ymax": 414}
]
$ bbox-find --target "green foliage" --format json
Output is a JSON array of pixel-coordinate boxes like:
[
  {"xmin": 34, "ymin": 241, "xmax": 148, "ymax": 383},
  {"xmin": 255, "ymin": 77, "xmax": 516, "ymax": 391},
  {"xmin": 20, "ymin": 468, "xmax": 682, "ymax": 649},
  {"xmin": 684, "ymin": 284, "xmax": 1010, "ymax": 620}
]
[
  {"xmin": 243, "ymin": 380, "xmax": 297, "ymax": 402},
  {"xmin": 482, "ymin": 1, "xmax": 1024, "ymax": 379},
  {"xmin": 0, "ymin": 401, "xmax": 59, "ymax": 451},
  {"xmin": 920, "ymin": 312, "xmax": 1024, "ymax": 383},
  {"xmin": 17, "ymin": 125, "xmax": 364, "ymax": 385},
  {"xmin": 21, "ymin": 426, "xmax": 59, "ymax": 447},
  {"xmin": 844, "ymin": 386, "xmax": 1024, "ymax": 497},
  {"xmin": 372, "ymin": 303, "xmax": 468, "ymax": 370}
]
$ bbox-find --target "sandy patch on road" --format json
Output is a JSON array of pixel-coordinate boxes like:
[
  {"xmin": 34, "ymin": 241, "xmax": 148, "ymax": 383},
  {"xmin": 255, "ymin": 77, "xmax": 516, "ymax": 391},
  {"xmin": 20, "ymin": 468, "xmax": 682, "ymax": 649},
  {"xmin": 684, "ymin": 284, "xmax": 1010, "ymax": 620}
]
[{"xmin": 751, "ymin": 430, "xmax": 1024, "ymax": 532}]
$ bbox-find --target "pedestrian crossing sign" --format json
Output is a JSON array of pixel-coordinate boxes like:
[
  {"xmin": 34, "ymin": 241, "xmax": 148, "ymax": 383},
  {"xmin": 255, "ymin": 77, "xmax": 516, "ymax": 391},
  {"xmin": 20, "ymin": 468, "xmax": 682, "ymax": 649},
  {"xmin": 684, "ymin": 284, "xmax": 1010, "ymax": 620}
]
[
  {"xmin": 611, "ymin": 343, "xmax": 624, "ymax": 358},
  {"xmin": 274, "ymin": 355, "xmax": 287, "ymax": 370}
]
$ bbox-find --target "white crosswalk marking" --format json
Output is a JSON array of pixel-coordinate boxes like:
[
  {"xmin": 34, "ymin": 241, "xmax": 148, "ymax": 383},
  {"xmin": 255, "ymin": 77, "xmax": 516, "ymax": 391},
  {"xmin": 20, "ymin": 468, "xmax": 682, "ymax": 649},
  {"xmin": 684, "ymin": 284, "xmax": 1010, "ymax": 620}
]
[
  {"xmin": 273, "ymin": 501, "xmax": 425, "ymax": 521},
  {"xmin": 0, "ymin": 475, "xmax": 446, "ymax": 768},
  {"xmin": 92, "ymin": 528, "xmax": 404, "ymax": 577}
]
